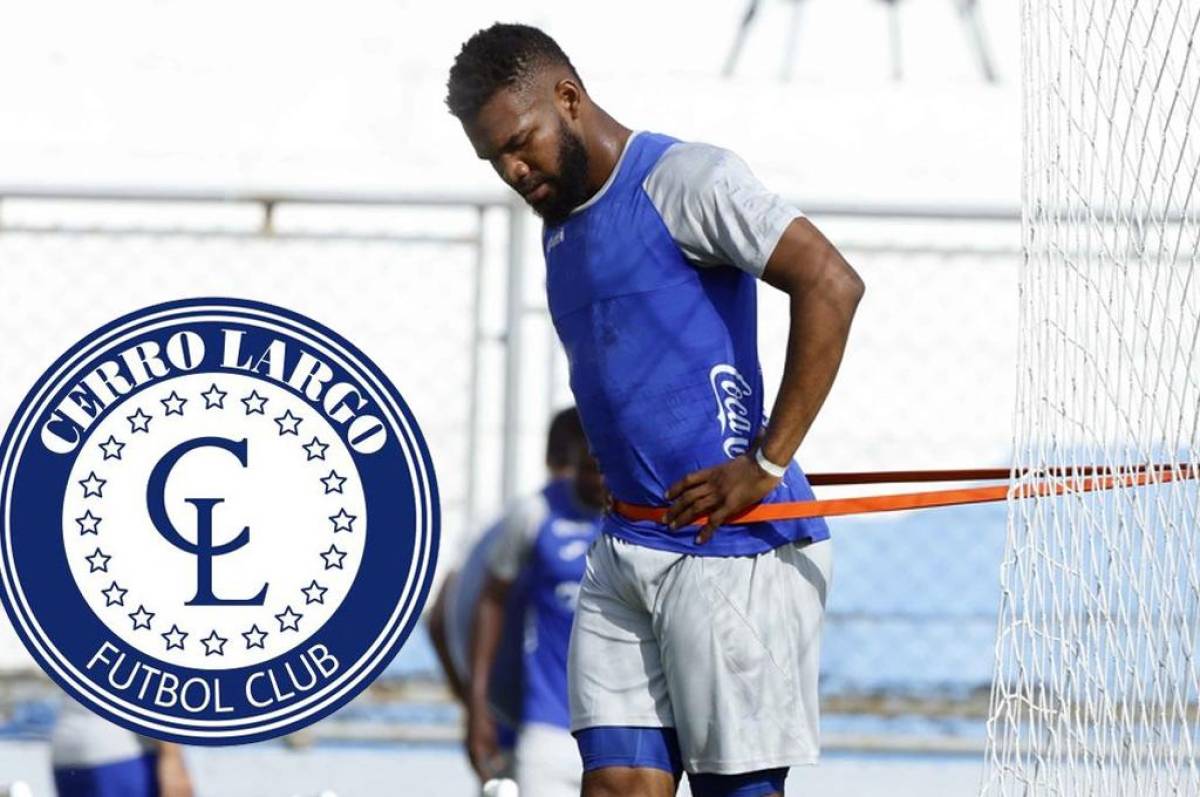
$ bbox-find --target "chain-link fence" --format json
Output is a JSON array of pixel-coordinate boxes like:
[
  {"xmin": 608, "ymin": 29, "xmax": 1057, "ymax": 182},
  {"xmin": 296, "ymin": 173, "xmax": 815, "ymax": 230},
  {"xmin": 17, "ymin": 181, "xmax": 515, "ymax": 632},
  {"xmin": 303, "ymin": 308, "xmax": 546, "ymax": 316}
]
[
  {"xmin": 0, "ymin": 192, "xmax": 1022, "ymax": 747},
  {"xmin": 803, "ymin": 213, "xmax": 1017, "ymax": 728},
  {"xmin": 0, "ymin": 188, "xmax": 529, "ymax": 672}
]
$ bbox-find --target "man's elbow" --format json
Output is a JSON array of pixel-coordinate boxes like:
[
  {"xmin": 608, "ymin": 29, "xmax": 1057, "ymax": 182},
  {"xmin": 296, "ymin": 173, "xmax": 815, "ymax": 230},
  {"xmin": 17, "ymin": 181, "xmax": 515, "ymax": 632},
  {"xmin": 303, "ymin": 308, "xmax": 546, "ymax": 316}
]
[
  {"xmin": 768, "ymin": 220, "xmax": 864, "ymax": 310},
  {"xmin": 824, "ymin": 252, "xmax": 864, "ymax": 313},
  {"xmin": 841, "ymin": 261, "xmax": 866, "ymax": 306},
  {"xmin": 480, "ymin": 573, "xmax": 512, "ymax": 604}
]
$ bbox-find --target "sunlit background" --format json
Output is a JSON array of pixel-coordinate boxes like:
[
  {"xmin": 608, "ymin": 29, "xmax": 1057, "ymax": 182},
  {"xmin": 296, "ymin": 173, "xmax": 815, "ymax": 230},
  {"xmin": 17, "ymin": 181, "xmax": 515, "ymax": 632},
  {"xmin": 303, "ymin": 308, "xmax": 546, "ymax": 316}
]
[{"xmin": 1, "ymin": 1, "xmax": 1021, "ymax": 794}]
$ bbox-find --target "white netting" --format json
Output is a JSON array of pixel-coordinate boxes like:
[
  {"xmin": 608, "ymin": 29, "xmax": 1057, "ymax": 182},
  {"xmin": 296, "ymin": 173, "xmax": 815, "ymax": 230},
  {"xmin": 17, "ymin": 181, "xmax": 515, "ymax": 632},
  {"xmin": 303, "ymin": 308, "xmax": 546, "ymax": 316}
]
[{"xmin": 983, "ymin": 0, "xmax": 1200, "ymax": 793}]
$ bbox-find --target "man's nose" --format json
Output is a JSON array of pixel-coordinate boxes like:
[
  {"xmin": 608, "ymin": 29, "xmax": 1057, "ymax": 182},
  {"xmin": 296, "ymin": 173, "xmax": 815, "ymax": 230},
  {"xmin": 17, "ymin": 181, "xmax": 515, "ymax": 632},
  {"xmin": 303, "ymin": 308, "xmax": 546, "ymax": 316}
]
[{"xmin": 500, "ymin": 156, "xmax": 530, "ymax": 188}]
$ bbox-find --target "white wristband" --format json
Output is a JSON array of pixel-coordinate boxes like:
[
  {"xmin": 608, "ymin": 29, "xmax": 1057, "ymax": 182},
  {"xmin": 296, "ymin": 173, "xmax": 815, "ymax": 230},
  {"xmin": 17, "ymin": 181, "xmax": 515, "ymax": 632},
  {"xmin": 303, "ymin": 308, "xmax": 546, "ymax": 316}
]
[{"xmin": 754, "ymin": 448, "xmax": 788, "ymax": 479}]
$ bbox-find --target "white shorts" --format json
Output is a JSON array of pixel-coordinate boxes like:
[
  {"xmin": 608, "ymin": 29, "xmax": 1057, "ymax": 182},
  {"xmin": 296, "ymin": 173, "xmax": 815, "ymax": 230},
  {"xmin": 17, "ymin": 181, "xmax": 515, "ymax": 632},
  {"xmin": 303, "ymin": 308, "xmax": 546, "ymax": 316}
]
[
  {"xmin": 514, "ymin": 722, "xmax": 582, "ymax": 797},
  {"xmin": 568, "ymin": 534, "xmax": 832, "ymax": 775}
]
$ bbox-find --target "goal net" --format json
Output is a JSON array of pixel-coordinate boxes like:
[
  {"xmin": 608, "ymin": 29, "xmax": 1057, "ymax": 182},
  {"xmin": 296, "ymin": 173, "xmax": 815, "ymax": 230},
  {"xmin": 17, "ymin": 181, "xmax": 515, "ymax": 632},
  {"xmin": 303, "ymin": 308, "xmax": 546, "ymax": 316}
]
[{"xmin": 983, "ymin": 1, "xmax": 1200, "ymax": 793}]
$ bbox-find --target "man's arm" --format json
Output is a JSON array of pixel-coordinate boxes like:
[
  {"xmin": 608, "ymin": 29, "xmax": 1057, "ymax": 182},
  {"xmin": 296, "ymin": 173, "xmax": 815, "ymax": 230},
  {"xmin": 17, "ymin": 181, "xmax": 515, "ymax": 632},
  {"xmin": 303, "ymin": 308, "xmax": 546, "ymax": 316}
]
[
  {"xmin": 426, "ymin": 573, "xmax": 469, "ymax": 704},
  {"xmin": 153, "ymin": 740, "xmax": 193, "ymax": 797},
  {"xmin": 757, "ymin": 218, "xmax": 864, "ymax": 469},
  {"xmin": 665, "ymin": 217, "xmax": 863, "ymax": 542},
  {"xmin": 465, "ymin": 571, "xmax": 513, "ymax": 780},
  {"xmin": 464, "ymin": 498, "xmax": 539, "ymax": 780}
]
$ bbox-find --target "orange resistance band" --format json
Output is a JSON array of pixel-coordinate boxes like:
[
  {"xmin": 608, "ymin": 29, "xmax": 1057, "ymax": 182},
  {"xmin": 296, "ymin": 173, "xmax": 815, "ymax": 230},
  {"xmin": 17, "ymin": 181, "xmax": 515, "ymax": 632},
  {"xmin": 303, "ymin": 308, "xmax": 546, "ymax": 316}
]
[{"xmin": 612, "ymin": 464, "xmax": 1196, "ymax": 527}]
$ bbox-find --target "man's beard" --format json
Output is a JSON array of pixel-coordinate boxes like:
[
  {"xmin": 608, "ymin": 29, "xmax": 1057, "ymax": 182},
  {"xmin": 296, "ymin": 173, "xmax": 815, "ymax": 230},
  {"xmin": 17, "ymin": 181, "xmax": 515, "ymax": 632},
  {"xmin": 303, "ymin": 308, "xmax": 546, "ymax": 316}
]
[{"xmin": 533, "ymin": 120, "xmax": 591, "ymax": 226}]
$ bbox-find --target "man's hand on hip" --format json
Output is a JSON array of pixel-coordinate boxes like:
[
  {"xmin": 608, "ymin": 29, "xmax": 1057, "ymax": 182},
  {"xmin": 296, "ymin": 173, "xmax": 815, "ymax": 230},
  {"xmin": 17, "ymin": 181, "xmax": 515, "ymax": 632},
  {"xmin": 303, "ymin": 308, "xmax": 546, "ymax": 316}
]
[{"xmin": 664, "ymin": 453, "xmax": 781, "ymax": 544}]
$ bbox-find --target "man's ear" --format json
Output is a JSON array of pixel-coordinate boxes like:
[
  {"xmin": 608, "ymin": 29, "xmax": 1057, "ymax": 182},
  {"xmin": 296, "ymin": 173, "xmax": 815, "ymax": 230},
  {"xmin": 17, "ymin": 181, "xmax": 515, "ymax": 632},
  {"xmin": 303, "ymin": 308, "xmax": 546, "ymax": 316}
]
[{"xmin": 554, "ymin": 78, "xmax": 583, "ymax": 120}]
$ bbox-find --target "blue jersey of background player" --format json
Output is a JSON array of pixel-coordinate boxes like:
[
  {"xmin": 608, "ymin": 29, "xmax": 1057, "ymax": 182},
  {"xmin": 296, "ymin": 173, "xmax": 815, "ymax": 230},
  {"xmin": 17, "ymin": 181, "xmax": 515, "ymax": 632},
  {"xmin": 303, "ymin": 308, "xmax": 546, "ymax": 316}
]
[
  {"xmin": 467, "ymin": 409, "xmax": 604, "ymax": 796},
  {"xmin": 448, "ymin": 23, "xmax": 863, "ymax": 797}
]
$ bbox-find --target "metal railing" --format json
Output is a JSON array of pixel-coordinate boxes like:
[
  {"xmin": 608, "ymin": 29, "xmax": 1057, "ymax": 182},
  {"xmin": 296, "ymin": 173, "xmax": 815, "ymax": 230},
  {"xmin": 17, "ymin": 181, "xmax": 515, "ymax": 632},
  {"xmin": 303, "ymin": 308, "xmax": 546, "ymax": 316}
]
[{"xmin": 0, "ymin": 185, "xmax": 530, "ymax": 554}]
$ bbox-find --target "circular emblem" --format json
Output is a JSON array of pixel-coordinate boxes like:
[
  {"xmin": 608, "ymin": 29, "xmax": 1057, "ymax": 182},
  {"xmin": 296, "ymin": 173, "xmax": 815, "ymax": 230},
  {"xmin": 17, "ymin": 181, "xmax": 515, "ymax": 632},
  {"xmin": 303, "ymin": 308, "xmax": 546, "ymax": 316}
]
[{"xmin": 0, "ymin": 298, "xmax": 439, "ymax": 744}]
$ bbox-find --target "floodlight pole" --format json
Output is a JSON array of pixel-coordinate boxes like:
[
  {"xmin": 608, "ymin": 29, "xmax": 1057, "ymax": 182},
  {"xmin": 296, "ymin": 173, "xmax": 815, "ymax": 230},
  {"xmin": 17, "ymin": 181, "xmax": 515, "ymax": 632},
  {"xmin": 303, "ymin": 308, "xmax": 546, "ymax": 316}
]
[
  {"xmin": 722, "ymin": 0, "xmax": 998, "ymax": 83},
  {"xmin": 723, "ymin": 0, "xmax": 762, "ymax": 77},
  {"xmin": 957, "ymin": 0, "xmax": 997, "ymax": 83},
  {"xmin": 883, "ymin": 0, "xmax": 903, "ymax": 81},
  {"xmin": 780, "ymin": 0, "xmax": 808, "ymax": 82}
]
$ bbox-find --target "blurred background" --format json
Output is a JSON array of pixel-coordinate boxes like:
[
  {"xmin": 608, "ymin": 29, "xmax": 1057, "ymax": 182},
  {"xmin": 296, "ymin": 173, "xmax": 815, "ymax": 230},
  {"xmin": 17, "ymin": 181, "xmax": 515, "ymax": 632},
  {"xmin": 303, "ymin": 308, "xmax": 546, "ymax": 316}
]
[{"xmin": 0, "ymin": 0, "xmax": 1020, "ymax": 793}]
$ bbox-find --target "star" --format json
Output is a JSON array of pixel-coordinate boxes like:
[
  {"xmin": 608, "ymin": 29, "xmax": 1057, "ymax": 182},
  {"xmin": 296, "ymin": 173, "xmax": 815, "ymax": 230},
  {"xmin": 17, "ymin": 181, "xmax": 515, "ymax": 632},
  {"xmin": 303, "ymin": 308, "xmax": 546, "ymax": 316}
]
[
  {"xmin": 241, "ymin": 390, "xmax": 268, "ymax": 415},
  {"xmin": 75, "ymin": 510, "xmax": 102, "ymax": 535},
  {"xmin": 303, "ymin": 437, "xmax": 328, "ymax": 461},
  {"xmin": 128, "ymin": 605, "xmax": 154, "ymax": 630},
  {"xmin": 201, "ymin": 383, "xmax": 227, "ymax": 409},
  {"xmin": 126, "ymin": 408, "xmax": 152, "ymax": 433},
  {"xmin": 329, "ymin": 508, "xmax": 357, "ymax": 533},
  {"xmin": 301, "ymin": 580, "xmax": 328, "ymax": 605},
  {"xmin": 79, "ymin": 472, "xmax": 106, "ymax": 498},
  {"xmin": 160, "ymin": 390, "xmax": 187, "ymax": 416},
  {"xmin": 275, "ymin": 605, "xmax": 303, "ymax": 632},
  {"xmin": 162, "ymin": 624, "xmax": 187, "ymax": 651},
  {"xmin": 98, "ymin": 435, "xmax": 125, "ymax": 461},
  {"xmin": 85, "ymin": 547, "xmax": 111, "ymax": 573},
  {"xmin": 200, "ymin": 630, "xmax": 228, "ymax": 656},
  {"xmin": 274, "ymin": 409, "xmax": 302, "ymax": 436},
  {"xmin": 101, "ymin": 581, "xmax": 127, "ymax": 607},
  {"xmin": 242, "ymin": 624, "xmax": 268, "ymax": 650},
  {"xmin": 320, "ymin": 544, "xmax": 347, "ymax": 570},
  {"xmin": 321, "ymin": 470, "xmax": 347, "ymax": 494}
]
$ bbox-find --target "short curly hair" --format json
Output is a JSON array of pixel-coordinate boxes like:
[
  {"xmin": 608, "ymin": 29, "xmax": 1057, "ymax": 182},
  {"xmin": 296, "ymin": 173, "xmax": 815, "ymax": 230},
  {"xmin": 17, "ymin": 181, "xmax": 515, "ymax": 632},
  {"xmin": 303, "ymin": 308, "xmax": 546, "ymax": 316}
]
[
  {"xmin": 445, "ymin": 23, "xmax": 584, "ymax": 122},
  {"xmin": 545, "ymin": 406, "xmax": 586, "ymax": 471}
]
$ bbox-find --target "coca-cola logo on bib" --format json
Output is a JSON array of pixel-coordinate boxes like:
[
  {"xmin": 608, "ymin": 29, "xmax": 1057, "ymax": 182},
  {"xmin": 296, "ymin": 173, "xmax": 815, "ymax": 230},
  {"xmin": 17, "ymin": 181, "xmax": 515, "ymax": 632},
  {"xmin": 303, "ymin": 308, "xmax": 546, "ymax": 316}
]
[{"xmin": 708, "ymin": 364, "xmax": 753, "ymax": 458}]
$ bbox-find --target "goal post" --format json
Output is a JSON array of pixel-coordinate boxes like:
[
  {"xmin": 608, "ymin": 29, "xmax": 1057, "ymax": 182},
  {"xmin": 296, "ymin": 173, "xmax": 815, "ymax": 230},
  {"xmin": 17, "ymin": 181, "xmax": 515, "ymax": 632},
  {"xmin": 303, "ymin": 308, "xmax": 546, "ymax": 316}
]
[{"xmin": 983, "ymin": 1, "xmax": 1200, "ymax": 793}]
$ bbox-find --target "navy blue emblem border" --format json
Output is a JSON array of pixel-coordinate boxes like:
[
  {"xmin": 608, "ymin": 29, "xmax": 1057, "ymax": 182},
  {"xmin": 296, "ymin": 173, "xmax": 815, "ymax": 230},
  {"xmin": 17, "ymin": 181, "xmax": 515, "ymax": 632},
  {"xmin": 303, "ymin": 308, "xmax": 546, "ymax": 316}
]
[{"xmin": 0, "ymin": 298, "xmax": 440, "ymax": 744}]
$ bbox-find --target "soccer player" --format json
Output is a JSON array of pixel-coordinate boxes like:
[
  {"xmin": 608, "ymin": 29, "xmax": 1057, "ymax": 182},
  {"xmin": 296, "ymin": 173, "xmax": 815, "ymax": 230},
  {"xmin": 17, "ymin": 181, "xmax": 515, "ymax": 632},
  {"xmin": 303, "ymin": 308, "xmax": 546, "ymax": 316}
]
[
  {"xmin": 468, "ymin": 409, "xmax": 606, "ymax": 796},
  {"xmin": 427, "ymin": 407, "xmax": 583, "ymax": 702},
  {"xmin": 425, "ymin": 407, "xmax": 587, "ymax": 782},
  {"xmin": 446, "ymin": 23, "xmax": 863, "ymax": 797}
]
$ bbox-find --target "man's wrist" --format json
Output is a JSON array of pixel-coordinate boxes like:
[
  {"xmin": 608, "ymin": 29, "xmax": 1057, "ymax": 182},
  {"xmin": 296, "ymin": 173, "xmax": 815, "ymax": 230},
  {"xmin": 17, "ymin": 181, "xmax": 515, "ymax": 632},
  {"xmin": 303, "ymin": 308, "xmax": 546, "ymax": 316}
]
[{"xmin": 753, "ymin": 447, "xmax": 788, "ymax": 479}]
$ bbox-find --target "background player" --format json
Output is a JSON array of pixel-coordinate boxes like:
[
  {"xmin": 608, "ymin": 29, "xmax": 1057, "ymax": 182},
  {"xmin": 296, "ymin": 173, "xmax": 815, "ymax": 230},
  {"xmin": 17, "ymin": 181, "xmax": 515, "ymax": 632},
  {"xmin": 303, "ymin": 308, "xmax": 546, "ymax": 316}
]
[
  {"xmin": 446, "ymin": 23, "xmax": 863, "ymax": 797},
  {"xmin": 426, "ymin": 408, "xmax": 586, "ymax": 786},
  {"xmin": 51, "ymin": 700, "xmax": 192, "ymax": 797},
  {"xmin": 467, "ymin": 409, "xmax": 604, "ymax": 796}
]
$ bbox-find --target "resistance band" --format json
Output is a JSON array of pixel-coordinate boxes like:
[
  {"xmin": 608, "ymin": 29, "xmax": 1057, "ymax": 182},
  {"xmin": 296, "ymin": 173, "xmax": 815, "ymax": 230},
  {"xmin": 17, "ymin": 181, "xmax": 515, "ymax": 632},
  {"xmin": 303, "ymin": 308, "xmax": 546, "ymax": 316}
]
[{"xmin": 613, "ymin": 464, "xmax": 1196, "ymax": 526}]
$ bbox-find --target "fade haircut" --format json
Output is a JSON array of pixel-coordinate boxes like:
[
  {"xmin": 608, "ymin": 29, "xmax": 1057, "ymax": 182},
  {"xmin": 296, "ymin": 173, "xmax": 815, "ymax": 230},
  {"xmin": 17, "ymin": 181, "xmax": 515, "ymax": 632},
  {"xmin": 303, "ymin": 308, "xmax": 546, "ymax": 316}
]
[{"xmin": 445, "ymin": 23, "xmax": 584, "ymax": 123}]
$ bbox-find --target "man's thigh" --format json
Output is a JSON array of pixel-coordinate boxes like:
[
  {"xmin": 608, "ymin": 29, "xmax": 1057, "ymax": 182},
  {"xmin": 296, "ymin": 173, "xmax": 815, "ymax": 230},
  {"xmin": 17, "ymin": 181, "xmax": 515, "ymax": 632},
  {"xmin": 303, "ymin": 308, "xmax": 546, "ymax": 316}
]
[
  {"xmin": 656, "ymin": 538, "xmax": 833, "ymax": 775},
  {"xmin": 570, "ymin": 536, "xmax": 686, "ymax": 792},
  {"xmin": 577, "ymin": 726, "xmax": 684, "ymax": 797},
  {"xmin": 569, "ymin": 536, "xmax": 832, "ymax": 792},
  {"xmin": 568, "ymin": 535, "xmax": 676, "ymax": 732},
  {"xmin": 582, "ymin": 765, "xmax": 679, "ymax": 797}
]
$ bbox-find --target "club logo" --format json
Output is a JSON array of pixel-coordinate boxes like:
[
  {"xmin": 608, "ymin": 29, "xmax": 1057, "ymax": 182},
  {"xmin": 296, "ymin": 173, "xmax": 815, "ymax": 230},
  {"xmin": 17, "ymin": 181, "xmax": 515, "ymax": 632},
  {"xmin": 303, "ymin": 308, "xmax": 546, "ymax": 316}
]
[{"xmin": 0, "ymin": 298, "xmax": 439, "ymax": 744}]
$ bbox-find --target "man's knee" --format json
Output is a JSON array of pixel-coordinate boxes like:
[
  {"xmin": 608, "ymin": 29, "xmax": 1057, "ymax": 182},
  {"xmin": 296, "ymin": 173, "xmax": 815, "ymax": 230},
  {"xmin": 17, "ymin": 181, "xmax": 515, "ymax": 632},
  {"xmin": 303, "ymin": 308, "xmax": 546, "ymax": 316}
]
[{"xmin": 582, "ymin": 766, "xmax": 676, "ymax": 797}]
